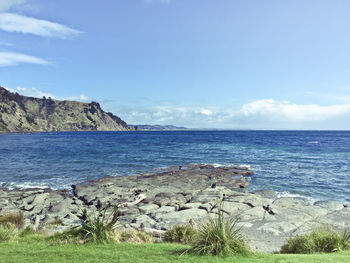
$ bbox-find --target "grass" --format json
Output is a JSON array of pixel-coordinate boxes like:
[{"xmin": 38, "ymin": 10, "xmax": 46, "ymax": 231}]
[
  {"xmin": 0, "ymin": 224, "xmax": 19, "ymax": 242},
  {"xmin": 74, "ymin": 204, "xmax": 120, "ymax": 243},
  {"xmin": 0, "ymin": 213, "xmax": 24, "ymax": 229},
  {"xmin": 164, "ymin": 224, "xmax": 197, "ymax": 244},
  {"xmin": 1, "ymin": 241, "xmax": 350, "ymax": 263},
  {"xmin": 189, "ymin": 199, "xmax": 251, "ymax": 257},
  {"xmin": 281, "ymin": 229, "xmax": 350, "ymax": 254},
  {"xmin": 115, "ymin": 229, "xmax": 155, "ymax": 243},
  {"xmin": 1, "ymin": 205, "xmax": 349, "ymax": 262}
]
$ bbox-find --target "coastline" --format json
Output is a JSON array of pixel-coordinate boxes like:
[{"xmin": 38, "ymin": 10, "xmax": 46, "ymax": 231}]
[{"xmin": 1, "ymin": 164, "xmax": 349, "ymax": 252}]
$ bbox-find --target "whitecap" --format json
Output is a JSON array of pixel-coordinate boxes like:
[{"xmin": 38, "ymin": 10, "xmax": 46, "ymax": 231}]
[{"xmin": 276, "ymin": 191, "xmax": 317, "ymax": 205}]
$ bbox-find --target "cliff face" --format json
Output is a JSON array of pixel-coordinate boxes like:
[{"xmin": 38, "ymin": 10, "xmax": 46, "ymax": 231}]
[{"xmin": 0, "ymin": 86, "xmax": 133, "ymax": 132}]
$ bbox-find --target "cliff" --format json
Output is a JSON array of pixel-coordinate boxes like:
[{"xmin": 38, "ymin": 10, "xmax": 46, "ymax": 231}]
[{"xmin": 0, "ymin": 86, "xmax": 133, "ymax": 132}]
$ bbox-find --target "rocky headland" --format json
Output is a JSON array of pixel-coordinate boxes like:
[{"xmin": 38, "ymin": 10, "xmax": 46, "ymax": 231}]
[
  {"xmin": 0, "ymin": 164, "xmax": 349, "ymax": 252},
  {"xmin": 0, "ymin": 86, "xmax": 133, "ymax": 132}
]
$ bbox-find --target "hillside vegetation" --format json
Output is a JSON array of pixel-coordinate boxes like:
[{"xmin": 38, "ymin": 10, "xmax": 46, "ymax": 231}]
[{"xmin": 0, "ymin": 86, "xmax": 132, "ymax": 132}]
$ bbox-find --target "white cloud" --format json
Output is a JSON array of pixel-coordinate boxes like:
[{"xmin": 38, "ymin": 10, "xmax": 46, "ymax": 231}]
[
  {"xmin": 7, "ymin": 86, "xmax": 91, "ymax": 102},
  {"xmin": 13, "ymin": 87, "xmax": 54, "ymax": 98},
  {"xmin": 241, "ymin": 99, "xmax": 350, "ymax": 121},
  {"xmin": 65, "ymin": 94, "xmax": 90, "ymax": 102},
  {"xmin": 111, "ymin": 99, "xmax": 350, "ymax": 129},
  {"xmin": 0, "ymin": 0, "xmax": 27, "ymax": 12},
  {"xmin": 0, "ymin": 13, "xmax": 82, "ymax": 39},
  {"xmin": 0, "ymin": 51, "xmax": 50, "ymax": 66}
]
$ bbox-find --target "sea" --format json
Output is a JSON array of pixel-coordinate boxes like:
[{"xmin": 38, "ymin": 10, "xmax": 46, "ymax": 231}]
[{"xmin": 0, "ymin": 130, "xmax": 349, "ymax": 203}]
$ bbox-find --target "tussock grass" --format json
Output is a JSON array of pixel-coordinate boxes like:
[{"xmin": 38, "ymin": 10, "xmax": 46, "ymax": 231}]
[
  {"xmin": 281, "ymin": 229, "xmax": 350, "ymax": 254},
  {"xmin": 0, "ymin": 213, "xmax": 24, "ymax": 229},
  {"xmin": 48, "ymin": 203, "xmax": 121, "ymax": 244},
  {"xmin": 188, "ymin": 199, "xmax": 251, "ymax": 257},
  {"xmin": 75, "ymin": 204, "xmax": 120, "ymax": 243},
  {"xmin": 164, "ymin": 224, "xmax": 197, "ymax": 244}
]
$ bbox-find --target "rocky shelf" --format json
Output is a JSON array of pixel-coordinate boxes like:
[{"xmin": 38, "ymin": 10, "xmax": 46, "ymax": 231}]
[{"xmin": 1, "ymin": 164, "xmax": 349, "ymax": 252}]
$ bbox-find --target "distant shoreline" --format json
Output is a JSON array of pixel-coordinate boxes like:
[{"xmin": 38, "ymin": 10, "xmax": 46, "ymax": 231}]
[{"xmin": 2, "ymin": 129, "xmax": 350, "ymax": 135}]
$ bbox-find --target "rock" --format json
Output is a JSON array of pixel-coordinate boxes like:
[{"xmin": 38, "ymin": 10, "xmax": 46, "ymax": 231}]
[
  {"xmin": 272, "ymin": 197, "xmax": 309, "ymax": 208},
  {"xmin": 149, "ymin": 206, "xmax": 176, "ymax": 219},
  {"xmin": 131, "ymin": 215, "xmax": 156, "ymax": 229},
  {"xmin": 251, "ymin": 190, "xmax": 278, "ymax": 199},
  {"xmin": 180, "ymin": 202, "xmax": 202, "ymax": 210},
  {"xmin": 313, "ymin": 200, "xmax": 344, "ymax": 211},
  {"xmin": 1, "ymin": 164, "xmax": 350, "ymax": 254},
  {"xmin": 138, "ymin": 204, "xmax": 159, "ymax": 214},
  {"xmin": 154, "ymin": 208, "xmax": 208, "ymax": 229}
]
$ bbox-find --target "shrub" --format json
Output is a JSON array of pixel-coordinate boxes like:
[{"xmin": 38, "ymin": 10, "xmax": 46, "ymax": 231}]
[
  {"xmin": 75, "ymin": 204, "xmax": 120, "ymax": 243},
  {"xmin": 164, "ymin": 224, "xmax": 197, "ymax": 244},
  {"xmin": 281, "ymin": 229, "xmax": 350, "ymax": 254},
  {"xmin": 0, "ymin": 224, "xmax": 18, "ymax": 242},
  {"xmin": 0, "ymin": 213, "xmax": 24, "ymax": 229},
  {"xmin": 189, "ymin": 199, "xmax": 250, "ymax": 257}
]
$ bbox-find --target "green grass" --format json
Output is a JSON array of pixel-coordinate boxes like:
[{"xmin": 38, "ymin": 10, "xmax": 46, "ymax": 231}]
[
  {"xmin": 189, "ymin": 199, "xmax": 251, "ymax": 257},
  {"xmin": 1, "ymin": 241, "xmax": 350, "ymax": 263},
  {"xmin": 281, "ymin": 229, "xmax": 350, "ymax": 254}
]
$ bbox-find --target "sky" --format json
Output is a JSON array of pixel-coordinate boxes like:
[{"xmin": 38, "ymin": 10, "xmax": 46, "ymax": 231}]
[{"xmin": 0, "ymin": 0, "xmax": 350, "ymax": 129}]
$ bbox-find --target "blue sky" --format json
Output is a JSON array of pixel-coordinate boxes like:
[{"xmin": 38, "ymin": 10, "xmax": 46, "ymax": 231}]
[{"xmin": 1, "ymin": 0, "xmax": 350, "ymax": 129}]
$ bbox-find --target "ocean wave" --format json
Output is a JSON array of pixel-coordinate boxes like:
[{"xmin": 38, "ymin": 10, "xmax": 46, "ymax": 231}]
[
  {"xmin": 4, "ymin": 182, "xmax": 54, "ymax": 190},
  {"xmin": 210, "ymin": 163, "xmax": 252, "ymax": 169},
  {"xmin": 276, "ymin": 191, "xmax": 317, "ymax": 205},
  {"xmin": 307, "ymin": 141, "xmax": 319, "ymax": 144}
]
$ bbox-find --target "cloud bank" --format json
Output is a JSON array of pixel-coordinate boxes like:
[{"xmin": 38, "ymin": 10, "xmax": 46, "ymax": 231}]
[
  {"xmin": 241, "ymin": 99, "xmax": 350, "ymax": 121},
  {"xmin": 0, "ymin": 51, "xmax": 50, "ymax": 66},
  {"xmin": 0, "ymin": 13, "xmax": 82, "ymax": 39},
  {"xmin": 112, "ymin": 99, "xmax": 350, "ymax": 129}
]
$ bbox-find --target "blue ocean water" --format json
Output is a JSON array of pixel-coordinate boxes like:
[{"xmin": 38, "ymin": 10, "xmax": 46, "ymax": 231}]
[{"xmin": 0, "ymin": 131, "xmax": 349, "ymax": 202}]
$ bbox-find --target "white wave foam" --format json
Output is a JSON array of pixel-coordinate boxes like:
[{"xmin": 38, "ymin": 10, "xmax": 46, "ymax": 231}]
[
  {"xmin": 6, "ymin": 182, "xmax": 53, "ymax": 190},
  {"xmin": 211, "ymin": 163, "xmax": 225, "ymax": 168},
  {"xmin": 276, "ymin": 191, "xmax": 317, "ymax": 205},
  {"xmin": 210, "ymin": 163, "xmax": 252, "ymax": 169},
  {"xmin": 239, "ymin": 164, "xmax": 252, "ymax": 169},
  {"xmin": 307, "ymin": 141, "xmax": 319, "ymax": 144}
]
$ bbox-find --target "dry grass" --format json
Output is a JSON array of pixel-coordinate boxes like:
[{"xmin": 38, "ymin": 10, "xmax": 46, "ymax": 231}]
[
  {"xmin": 0, "ymin": 213, "xmax": 24, "ymax": 229},
  {"xmin": 113, "ymin": 229, "xmax": 155, "ymax": 244}
]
